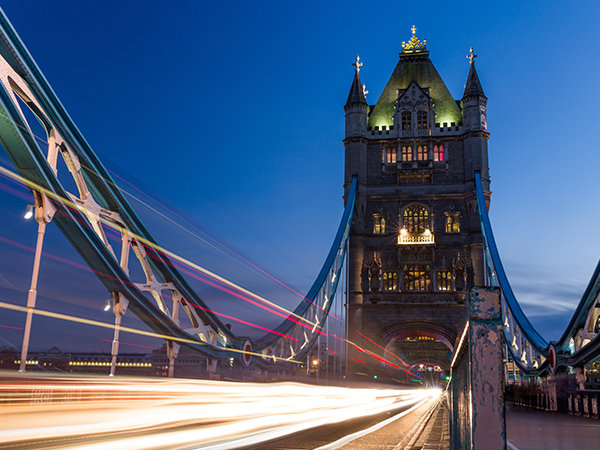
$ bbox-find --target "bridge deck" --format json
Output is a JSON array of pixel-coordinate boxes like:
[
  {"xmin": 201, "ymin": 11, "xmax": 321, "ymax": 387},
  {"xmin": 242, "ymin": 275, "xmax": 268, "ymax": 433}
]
[{"xmin": 506, "ymin": 405, "xmax": 600, "ymax": 450}]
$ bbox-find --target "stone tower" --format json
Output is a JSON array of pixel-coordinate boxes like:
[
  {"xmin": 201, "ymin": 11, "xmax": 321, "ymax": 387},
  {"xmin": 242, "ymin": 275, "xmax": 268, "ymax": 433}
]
[{"xmin": 343, "ymin": 28, "xmax": 490, "ymax": 380}]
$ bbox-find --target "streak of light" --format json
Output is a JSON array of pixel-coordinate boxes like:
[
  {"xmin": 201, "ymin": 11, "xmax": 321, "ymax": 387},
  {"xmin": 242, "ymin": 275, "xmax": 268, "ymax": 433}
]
[
  {"xmin": 345, "ymin": 336, "xmax": 421, "ymax": 379},
  {"xmin": 354, "ymin": 358, "xmax": 365, "ymax": 363},
  {"xmin": 313, "ymin": 396, "xmax": 433, "ymax": 450},
  {"xmin": 0, "ymin": 324, "xmax": 22, "ymax": 330},
  {"xmin": 106, "ymin": 169, "xmax": 334, "ymax": 317},
  {"xmin": 0, "ymin": 165, "xmax": 318, "ymax": 330},
  {"xmin": 0, "ymin": 231, "xmax": 307, "ymax": 343},
  {"xmin": 0, "ymin": 301, "xmax": 300, "ymax": 364},
  {"xmin": 0, "ymin": 176, "xmax": 30, "ymax": 201},
  {"xmin": 181, "ymin": 300, "xmax": 298, "ymax": 341},
  {"xmin": 0, "ymin": 376, "xmax": 436, "ymax": 450},
  {"xmin": 1, "ymin": 112, "xmax": 331, "ymax": 320},
  {"xmin": 355, "ymin": 329, "xmax": 410, "ymax": 367}
]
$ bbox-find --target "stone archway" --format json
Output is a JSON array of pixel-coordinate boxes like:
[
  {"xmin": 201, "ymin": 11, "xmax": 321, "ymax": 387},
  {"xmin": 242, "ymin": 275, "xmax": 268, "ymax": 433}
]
[
  {"xmin": 378, "ymin": 321, "xmax": 458, "ymax": 352},
  {"xmin": 376, "ymin": 321, "xmax": 457, "ymax": 375}
]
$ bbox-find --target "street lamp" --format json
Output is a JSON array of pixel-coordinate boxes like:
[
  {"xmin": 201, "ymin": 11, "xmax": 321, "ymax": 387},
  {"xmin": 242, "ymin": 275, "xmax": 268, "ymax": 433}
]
[{"xmin": 24, "ymin": 204, "xmax": 33, "ymax": 219}]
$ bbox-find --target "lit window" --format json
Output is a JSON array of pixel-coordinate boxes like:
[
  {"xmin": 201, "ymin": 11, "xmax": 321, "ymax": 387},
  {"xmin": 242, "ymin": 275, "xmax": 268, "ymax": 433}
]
[
  {"xmin": 434, "ymin": 145, "xmax": 444, "ymax": 162},
  {"xmin": 445, "ymin": 214, "xmax": 460, "ymax": 233},
  {"xmin": 383, "ymin": 272, "xmax": 398, "ymax": 291},
  {"xmin": 416, "ymin": 145, "xmax": 427, "ymax": 161},
  {"xmin": 417, "ymin": 111, "xmax": 428, "ymax": 129},
  {"xmin": 404, "ymin": 265, "xmax": 430, "ymax": 290},
  {"xmin": 436, "ymin": 271, "xmax": 452, "ymax": 291},
  {"xmin": 402, "ymin": 111, "xmax": 412, "ymax": 130},
  {"xmin": 403, "ymin": 205, "xmax": 430, "ymax": 233},
  {"xmin": 384, "ymin": 148, "xmax": 397, "ymax": 164},
  {"xmin": 402, "ymin": 146, "xmax": 413, "ymax": 162},
  {"xmin": 374, "ymin": 216, "xmax": 386, "ymax": 234}
]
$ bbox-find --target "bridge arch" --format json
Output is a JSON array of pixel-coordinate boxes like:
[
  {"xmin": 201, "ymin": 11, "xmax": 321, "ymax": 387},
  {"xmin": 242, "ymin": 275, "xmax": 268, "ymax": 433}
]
[{"xmin": 378, "ymin": 321, "xmax": 458, "ymax": 353}]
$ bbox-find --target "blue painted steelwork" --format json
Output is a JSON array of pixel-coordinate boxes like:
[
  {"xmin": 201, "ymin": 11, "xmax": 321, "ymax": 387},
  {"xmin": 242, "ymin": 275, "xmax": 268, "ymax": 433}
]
[
  {"xmin": 0, "ymin": 8, "xmax": 357, "ymax": 369},
  {"xmin": 474, "ymin": 173, "xmax": 547, "ymax": 346},
  {"xmin": 475, "ymin": 170, "xmax": 600, "ymax": 374}
]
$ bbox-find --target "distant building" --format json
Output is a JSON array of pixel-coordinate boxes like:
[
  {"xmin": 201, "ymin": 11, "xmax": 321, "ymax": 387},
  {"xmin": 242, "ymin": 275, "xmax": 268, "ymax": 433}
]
[{"xmin": 151, "ymin": 345, "xmax": 207, "ymax": 378}]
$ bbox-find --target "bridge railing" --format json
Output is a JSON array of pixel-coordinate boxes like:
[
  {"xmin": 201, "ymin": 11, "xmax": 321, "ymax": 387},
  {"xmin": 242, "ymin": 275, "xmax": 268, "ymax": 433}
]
[{"xmin": 448, "ymin": 287, "xmax": 505, "ymax": 450}]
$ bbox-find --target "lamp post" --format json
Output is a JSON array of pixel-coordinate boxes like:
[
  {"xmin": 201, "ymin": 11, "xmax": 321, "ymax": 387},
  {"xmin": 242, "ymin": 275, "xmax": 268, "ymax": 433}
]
[{"xmin": 18, "ymin": 193, "xmax": 55, "ymax": 373}]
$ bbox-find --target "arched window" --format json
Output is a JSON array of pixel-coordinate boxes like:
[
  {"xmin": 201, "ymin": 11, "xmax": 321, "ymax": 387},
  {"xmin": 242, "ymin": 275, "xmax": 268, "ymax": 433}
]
[
  {"xmin": 434, "ymin": 145, "xmax": 444, "ymax": 162},
  {"xmin": 383, "ymin": 271, "xmax": 398, "ymax": 291},
  {"xmin": 404, "ymin": 264, "xmax": 430, "ymax": 290},
  {"xmin": 445, "ymin": 214, "xmax": 459, "ymax": 233},
  {"xmin": 416, "ymin": 145, "xmax": 427, "ymax": 161},
  {"xmin": 402, "ymin": 111, "xmax": 412, "ymax": 130},
  {"xmin": 374, "ymin": 217, "xmax": 386, "ymax": 234},
  {"xmin": 436, "ymin": 271, "xmax": 452, "ymax": 291},
  {"xmin": 417, "ymin": 111, "xmax": 428, "ymax": 129},
  {"xmin": 384, "ymin": 148, "xmax": 396, "ymax": 164},
  {"xmin": 403, "ymin": 205, "xmax": 430, "ymax": 233},
  {"xmin": 402, "ymin": 146, "xmax": 413, "ymax": 162}
]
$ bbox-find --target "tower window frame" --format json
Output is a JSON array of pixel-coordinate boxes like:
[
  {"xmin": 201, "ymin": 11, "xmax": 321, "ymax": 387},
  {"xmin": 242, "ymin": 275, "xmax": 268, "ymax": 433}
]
[
  {"xmin": 383, "ymin": 147, "xmax": 397, "ymax": 164},
  {"xmin": 445, "ymin": 213, "xmax": 460, "ymax": 233},
  {"xmin": 416, "ymin": 145, "xmax": 428, "ymax": 161},
  {"xmin": 402, "ymin": 111, "xmax": 412, "ymax": 130},
  {"xmin": 433, "ymin": 144, "xmax": 445, "ymax": 162},
  {"xmin": 436, "ymin": 270, "xmax": 452, "ymax": 291},
  {"xmin": 382, "ymin": 271, "xmax": 398, "ymax": 291},
  {"xmin": 417, "ymin": 110, "xmax": 428, "ymax": 129},
  {"xmin": 401, "ymin": 146, "xmax": 413, "ymax": 162},
  {"xmin": 402, "ymin": 204, "xmax": 430, "ymax": 233},
  {"xmin": 404, "ymin": 264, "xmax": 430, "ymax": 291},
  {"xmin": 373, "ymin": 215, "xmax": 387, "ymax": 234}
]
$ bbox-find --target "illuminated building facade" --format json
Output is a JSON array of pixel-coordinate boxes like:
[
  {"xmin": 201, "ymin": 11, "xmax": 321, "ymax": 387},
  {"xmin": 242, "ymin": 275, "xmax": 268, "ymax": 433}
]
[{"xmin": 343, "ymin": 27, "xmax": 490, "ymax": 378}]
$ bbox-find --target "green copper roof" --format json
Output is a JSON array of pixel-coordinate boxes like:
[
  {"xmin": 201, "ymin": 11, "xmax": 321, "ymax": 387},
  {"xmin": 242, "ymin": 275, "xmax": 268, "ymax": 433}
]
[{"xmin": 369, "ymin": 51, "xmax": 462, "ymax": 129}]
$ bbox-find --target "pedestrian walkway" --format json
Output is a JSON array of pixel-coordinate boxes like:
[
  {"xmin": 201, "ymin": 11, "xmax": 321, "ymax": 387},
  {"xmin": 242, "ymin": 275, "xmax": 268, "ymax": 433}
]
[{"xmin": 506, "ymin": 404, "xmax": 600, "ymax": 450}]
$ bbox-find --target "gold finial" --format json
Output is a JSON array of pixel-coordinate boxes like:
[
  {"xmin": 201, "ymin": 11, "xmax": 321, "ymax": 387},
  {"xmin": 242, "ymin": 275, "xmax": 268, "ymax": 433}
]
[
  {"xmin": 467, "ymin": 47, "xmax": 478, "ymax": 64},
  {"xmin": 362, "ymin": 84, "xmax": 368, "ymax": 96},
  {"xmin": 352, "ymin": 55, "xmax": 363, "ymax": 73},
  {"xmin": 401, "ymin": 25, "xmax": 427, "ymax": 53}
]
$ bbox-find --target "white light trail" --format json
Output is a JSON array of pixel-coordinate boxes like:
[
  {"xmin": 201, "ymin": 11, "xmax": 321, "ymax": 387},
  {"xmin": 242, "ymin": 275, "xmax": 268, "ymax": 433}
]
[{"xmin": 0, "ymin": 375, "xmax": 436, "ymax": 450}]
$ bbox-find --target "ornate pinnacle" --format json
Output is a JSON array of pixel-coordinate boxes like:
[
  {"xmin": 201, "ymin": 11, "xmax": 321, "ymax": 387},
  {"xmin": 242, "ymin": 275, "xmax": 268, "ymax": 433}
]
[
  {"xmin": 467, "ymin": 47, "xmax": 478, "ymax": 64},
  {"xmin": 352, "ymin": 55, "xmax": 363, "ymax": 73},
  {"xmin": 401, "ymin": 25, "xmax": 427, "ymax": 53}
]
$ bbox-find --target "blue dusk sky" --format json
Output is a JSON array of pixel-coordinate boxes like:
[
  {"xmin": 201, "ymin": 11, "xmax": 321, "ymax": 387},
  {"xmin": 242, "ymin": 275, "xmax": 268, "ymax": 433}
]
[{"xmin": 0, "ymin": 0, "xmax": 599, "ymax": 355}]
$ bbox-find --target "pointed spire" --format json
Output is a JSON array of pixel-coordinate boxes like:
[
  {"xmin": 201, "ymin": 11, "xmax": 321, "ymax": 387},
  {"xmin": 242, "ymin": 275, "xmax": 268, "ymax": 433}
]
[
  {"xmin": 463, "ymin": 47, "xmax": 486, "ymax": 99},
  {"xmin": 345, "ymin": 55, "xmax": 367, "ymax": 106}
]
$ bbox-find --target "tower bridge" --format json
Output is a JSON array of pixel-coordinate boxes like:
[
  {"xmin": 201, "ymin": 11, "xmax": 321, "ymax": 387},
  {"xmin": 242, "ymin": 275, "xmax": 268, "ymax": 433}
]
[
  {"xmin": 1, "ymin": 9, "xmax": 600, "ymax": 449},
  {"xmin": 344, "ymin": 28, "xmax": 488, "ymax": 381}
]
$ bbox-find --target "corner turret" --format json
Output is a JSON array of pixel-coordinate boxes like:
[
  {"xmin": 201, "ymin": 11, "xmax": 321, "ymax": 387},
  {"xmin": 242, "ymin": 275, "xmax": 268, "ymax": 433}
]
[
  {"xmin": 344, "ymin": 55, "xmax": 369, "ymax": 138},
  {"xmin": 461, "ymin": 47, "xmax": 489, "ymax": 181},
  {"xmin": 344, "ymin": 55, "xmax": 369, "ymax": 187},
  {"xmin": 461, "ymin": 47, "xmax": 488, "ymax": 132}
]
